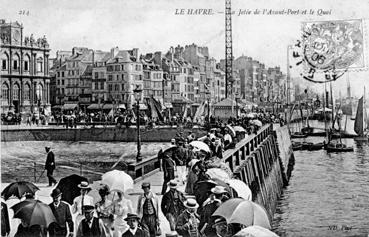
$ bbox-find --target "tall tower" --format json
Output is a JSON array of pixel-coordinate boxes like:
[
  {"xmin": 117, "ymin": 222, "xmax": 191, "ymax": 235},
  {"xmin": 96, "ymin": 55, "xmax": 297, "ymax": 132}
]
[{"xmin": 225, "ymin": 0, "xmax": 234, "ymax": 98}]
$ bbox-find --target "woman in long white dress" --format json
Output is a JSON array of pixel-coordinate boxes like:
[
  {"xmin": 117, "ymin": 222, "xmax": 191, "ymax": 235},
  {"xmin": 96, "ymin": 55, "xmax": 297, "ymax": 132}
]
[{"xmin": 111, "ymin": 191, "xmax": 133, "ymax": 237}]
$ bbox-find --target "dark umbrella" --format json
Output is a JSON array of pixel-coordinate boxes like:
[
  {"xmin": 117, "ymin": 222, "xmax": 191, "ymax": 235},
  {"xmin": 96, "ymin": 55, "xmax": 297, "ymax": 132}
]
[
  {"xmin": 1, "ymin": 181, "xmax": 39, "ymax": 200},
  {"xmin": 11, "ymin": 199, "xmax": 56, "ymax": 227},
  {"xmin": 194, "ymin": 180, "xmax": 217, "ymax": 206},
  {"xmin": 55, "ymin": 174, "xmax": 88, "ymax": 205}
]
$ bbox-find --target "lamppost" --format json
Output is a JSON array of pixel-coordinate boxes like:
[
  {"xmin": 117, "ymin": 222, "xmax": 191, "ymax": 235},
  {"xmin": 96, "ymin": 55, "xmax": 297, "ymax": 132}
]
[
  {"xmin": 206, "ymin": 89, "xmax": 211, "ymax": 127},
  {"xmin": 133, "ymin": 86, "xmax": 142, "ymax": 162},
  {"xmin": 235, "ymin": 92, "xmax": 240, "ymax": 118}
]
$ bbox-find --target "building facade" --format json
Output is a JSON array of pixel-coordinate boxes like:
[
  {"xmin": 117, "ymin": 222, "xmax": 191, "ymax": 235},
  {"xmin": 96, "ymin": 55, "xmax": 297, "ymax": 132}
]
[{"xmin": 1, "ymin": 20, "xmax": 51, "ymax": 115}]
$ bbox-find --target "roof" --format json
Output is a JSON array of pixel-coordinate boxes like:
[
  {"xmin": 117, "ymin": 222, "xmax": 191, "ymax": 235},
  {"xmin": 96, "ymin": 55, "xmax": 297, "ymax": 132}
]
[
  {"xmin": 107, "ymin": 50, "xmax": 134, "ymax": 64},
  {"xmin": 213, "ymin": 98, "xmax": 237, "ymax": 107}
]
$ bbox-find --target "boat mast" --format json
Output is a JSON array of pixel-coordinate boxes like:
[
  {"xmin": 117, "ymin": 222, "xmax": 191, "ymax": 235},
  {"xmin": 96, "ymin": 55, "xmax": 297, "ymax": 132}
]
[
  {"xmin": 330, "ymin": 82, "xmax": 334, "ymax": 130},
  {"xmin": 324, "ymin": 82, "xmax": 328, "ymax": 141}
]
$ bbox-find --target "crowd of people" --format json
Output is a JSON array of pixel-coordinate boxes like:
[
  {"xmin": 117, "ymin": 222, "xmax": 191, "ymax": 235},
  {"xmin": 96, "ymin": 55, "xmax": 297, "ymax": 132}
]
[{"xmin": 1, "ymin": 110, "xmax": 282, "ymax": 237}]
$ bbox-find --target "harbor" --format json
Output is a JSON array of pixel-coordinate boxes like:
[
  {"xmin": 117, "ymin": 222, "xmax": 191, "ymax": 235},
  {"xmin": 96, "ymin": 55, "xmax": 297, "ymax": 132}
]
[{"xmin": 1, "ymin": 0, "xmax": 369, "ymax": 236}]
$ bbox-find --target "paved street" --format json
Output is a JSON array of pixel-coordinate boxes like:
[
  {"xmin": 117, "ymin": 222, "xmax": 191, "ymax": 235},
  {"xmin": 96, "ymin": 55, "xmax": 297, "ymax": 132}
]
[{"xmin": 1, "ymin": 170, "xmax": 185, "ymax": 237}]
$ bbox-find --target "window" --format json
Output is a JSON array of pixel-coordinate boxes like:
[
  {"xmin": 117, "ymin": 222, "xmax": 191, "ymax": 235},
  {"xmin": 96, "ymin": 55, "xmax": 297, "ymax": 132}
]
[
  {"xmin": 121, "ymin": 84, "xmax": 124, "ymax": 91},
  {"xmin": 36, "ymin": 84, "xmax": 43, "ymax": 101},
  {"xmin": 61, "ymin": 88, "xmax": 64, "ymax": 94},
  {"xmin": 108, "ymin": 75, "xmax": 113, "ymax": 81},
  {"xmin": 62, "ymin": 72, "xmax": 64, "ymax": 77},
  {"xmin": 107, "ymin": 66, "xmax": 114, "ymax": 72},
  {"xmin": 1, "ymin": 59, "xmax": 7, "ymax": 70},
  {"xmin": 95, "ymin": 82, "xmax": 98, "ymax": 90},
  {"xmin": 95, "ymin": 72, "xmax": 98, "ymax": 79},
  {"xmin": 100, "ymin": 82, "xmax": 104, "ymax": 90},
  {"xmin": 24, "ymin": 61, "xmax": 29, "ymax": 71},
  {"xmin": 13, "ymin": 84, "xmax": 20, "ymax": 100},
  {"xmin": 108, "ymin": 84, "xmax": 112, "ymax": 91},
  {"xmin": 13, "ymin": 60, "xmax": 18, "ymax": 70},
  {"xmin": 115, "ymin": 84, "xmax": 119, "ymax": 91},
  {"xmin": 36, "ymin": 58, "xmax": 43, "ymax": 72},
  {"xmin": 57, "ymin": 80, "xmax": 60, "ymax": 85},
  {"xmin": 62, "ymin": 80, "xmax": 64, "ymax": 85},
  {"xmin": 1, "ymin": 83, "xmax": 9, "ymax": 102},
  {"xmin": 115, "ymin": 65, "xmax": 120, "ymax": 71}
]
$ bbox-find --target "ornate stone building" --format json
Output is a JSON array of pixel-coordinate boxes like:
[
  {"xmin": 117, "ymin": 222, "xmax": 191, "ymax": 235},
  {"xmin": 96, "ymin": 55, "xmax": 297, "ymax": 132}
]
[{"xmin": 0, "ymin": 19, "xmax": 51, "ymax": 115}]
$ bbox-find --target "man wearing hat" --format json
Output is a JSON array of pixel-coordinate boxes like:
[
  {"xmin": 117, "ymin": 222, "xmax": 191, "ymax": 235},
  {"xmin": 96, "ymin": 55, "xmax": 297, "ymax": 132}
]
[
  {"xmin": 173, "ymin": 139, "xmax": 187, "ymax": 184},
  {"xmin": 48, "ymin": 188, "xmax": 74, "ymax": 237},
  {"xmin": 161, "ymin": 153, "xmax": 176, "ymax": 195},
  {"xmin": 199, "ymin": 186, "xmax": 228, "ymax": 237},
  {"xmin": 212, "ymin": 218, "xmax": 228, "ymax": 237},
  {"xmin": 137, "ymin": 182, "xmax": 159, "ymax": 237},
  {"xmin": 176, "ymin": 198, "xmax": 200, "ymax": 237},
  {"xmin": 122, "ymin": 213, "xmax": 147, "ymax": 237},
  {"xmin": 161, "ymin": 180, "xmax": 186, "ymax": 231},
  {"xmin": 45, "ymin": 146, "xmax": 57, "ymax": 186},
  {"xmin": 76, "ymin": 205, "xmax": 107, "ymax": 237},
  {"xmin": 72, "ymin": 181, "xmax": 94, "ymax": 235}
]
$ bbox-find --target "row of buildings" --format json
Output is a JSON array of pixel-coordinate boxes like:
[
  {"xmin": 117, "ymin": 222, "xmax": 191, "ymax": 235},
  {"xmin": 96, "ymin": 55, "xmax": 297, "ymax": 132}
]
[{"xmin": 1, "ymin": 19, "xmax": 291, "ymax": 116}]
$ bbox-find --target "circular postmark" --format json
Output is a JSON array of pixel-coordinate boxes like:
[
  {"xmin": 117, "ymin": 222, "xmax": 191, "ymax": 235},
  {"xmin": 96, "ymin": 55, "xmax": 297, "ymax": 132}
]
[
  {"xmin": 302, "ymin": 21, "xmax": 363, "ymax": 71},
  {"xmin": 292, "ymin": 20, "xmax": 364, "ymax": 83}
]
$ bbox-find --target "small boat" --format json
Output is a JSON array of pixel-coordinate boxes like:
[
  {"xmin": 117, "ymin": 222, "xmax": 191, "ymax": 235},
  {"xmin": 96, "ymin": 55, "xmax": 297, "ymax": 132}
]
[
  {"xmin": 325, "ymin": 142, "xmax": 354, "ymax": 152},
  {"xmin": 301, "ymin": 126, "xmax": 314, "ymax": 135},
  {"xmin": 301, "ymin": 142, "xmax": 313, "ymax": 150},
  {"xmin": 292, "ymin": 141, "xmax": 303, "ymax": 151},
  {"xmin": 308, "ymin": 142, "xmax": 324, "ymax": 151},
  {"xmin": 291, "ymin": 132, "xmax": 308, "ymax": 138}
]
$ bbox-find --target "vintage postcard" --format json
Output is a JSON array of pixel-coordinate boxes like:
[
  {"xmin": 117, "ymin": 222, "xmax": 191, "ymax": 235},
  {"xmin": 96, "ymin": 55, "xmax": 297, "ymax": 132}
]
[{"xmin": 1, "ymin": 0, "xmax": 369, "ymax": 237}]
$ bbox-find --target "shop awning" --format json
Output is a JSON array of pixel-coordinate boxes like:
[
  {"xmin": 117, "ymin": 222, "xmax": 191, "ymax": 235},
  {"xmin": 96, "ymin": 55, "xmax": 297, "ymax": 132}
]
[
  {"xmin": 163, "ymin": 102, "xmax": 173, "ymax": 109},
  {"xmin": 87, "ymin": 104, "xmax": 101, "ymax": 110},
  {"xmin": 52, "ymin": 105, "xmax": 62, "ymax": 109},
  {"xmin": 63, "ymin": 103, "xmax": 78, "ymax": 110},
  {"xmin": 87, "ymin": 104, "xmax": 126, "ymax": 110},
  {"xmin": 139, "ymin": 103, "xmax": 147, "ymax": 110}
]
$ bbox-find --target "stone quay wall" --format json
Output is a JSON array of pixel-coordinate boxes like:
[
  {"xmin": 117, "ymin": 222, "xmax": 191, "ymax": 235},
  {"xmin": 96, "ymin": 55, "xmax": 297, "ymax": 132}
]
[{"xmin": 1, "ymin": 127, "xmax": 207, "ymax": 142}]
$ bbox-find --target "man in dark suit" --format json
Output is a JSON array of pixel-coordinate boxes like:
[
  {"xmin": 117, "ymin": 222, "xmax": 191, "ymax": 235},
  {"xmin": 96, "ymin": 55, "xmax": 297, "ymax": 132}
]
[
  {"xmin": 161, "ymin": 180, "xmax": 186, "ymax": 231},
  {"xmin": 1, "ymin": 201, "xmax": 10, "ymax": 237},
  {"xmin": 122, "ymin": 213, "xmax": 148, "ymax": 237},
  {"xmin": 45, "ymin": 146, "xmax": 57, "ymax": 186},
  {"xmin": 48, "ymin": 188, "xmax": 74, "ymax": 237},
  {"xmin": 76, "ymin": 205, "xmax": 106, "ymax": 237},
  {"xmin": 161, "ymin": 154, "xmax": 176, "ymax": 195}
]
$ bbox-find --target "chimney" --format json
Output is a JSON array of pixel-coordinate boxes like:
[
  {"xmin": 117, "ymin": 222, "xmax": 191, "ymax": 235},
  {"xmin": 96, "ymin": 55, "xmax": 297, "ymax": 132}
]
[
  {"xmin": 92, "ymin": 50, "xmax": 95, "ymax": 66},
  {"xmin": 170, "ymin": 47, "xmax": 174, "ymax": 63},
  {"xmin": 132, "ymin": 48, "xmax": 139, "ymax": 59},
  {"xmin": 110, "ymin": 46, "xmax": 119, "ymax": 58}
]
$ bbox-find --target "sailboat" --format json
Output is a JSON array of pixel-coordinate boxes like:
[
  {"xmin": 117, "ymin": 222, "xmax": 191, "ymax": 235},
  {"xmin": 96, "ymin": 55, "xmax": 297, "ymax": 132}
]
[
  {"xmin": 354, "ymin": 95, "xmax": 368, "ymax": 141},
  {"xmin": 324, "ymin": 82, "xmax": 354, "ymax": 152},
  {"xmin": 290, "ymin": 103, "xmax": 308, "ymax": 138}
]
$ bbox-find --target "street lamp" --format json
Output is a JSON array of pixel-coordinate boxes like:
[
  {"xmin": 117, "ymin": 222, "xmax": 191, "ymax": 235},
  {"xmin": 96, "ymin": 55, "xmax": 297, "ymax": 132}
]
[
  {"xmin": 206, "ymin": 89, "xmax": 211, "ymax": 127},
  {"xmin": 133, "ymin": 85, "xmax": 143, "ymax": 162},
  {"xmin": 235, "ymin": 92, "xmax": 240, "ymax": 118}
]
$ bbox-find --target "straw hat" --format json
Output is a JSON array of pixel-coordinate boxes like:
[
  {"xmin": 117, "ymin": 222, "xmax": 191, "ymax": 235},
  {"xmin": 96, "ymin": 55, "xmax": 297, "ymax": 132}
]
[
  {"xmin": 184, "ymin": 198, "xmax": 199, "ymax": 209},
  {"xmin": 78, "ymin": 181, "xmax": 91, "ymax": 189}
]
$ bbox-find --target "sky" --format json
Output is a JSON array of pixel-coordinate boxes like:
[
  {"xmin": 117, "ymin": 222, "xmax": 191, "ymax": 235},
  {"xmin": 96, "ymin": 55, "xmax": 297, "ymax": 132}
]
[{"xmin": 1, "ymin": 0, "xmax": 369, "ymax": 97}]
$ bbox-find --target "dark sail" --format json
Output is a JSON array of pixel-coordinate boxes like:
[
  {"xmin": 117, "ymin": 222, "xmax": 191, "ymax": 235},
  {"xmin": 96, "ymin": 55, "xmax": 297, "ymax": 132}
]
[{"xmin": 354, "ymin": 97, "xmax": 364, "ymax": 136}]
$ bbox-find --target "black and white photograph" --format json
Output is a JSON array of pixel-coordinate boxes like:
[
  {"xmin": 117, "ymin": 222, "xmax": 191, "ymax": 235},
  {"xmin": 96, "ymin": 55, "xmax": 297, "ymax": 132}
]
[{"xmin": 1, "ymin": 0, "xmax": 369, "ymax": 236}]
